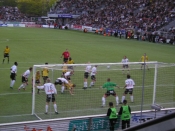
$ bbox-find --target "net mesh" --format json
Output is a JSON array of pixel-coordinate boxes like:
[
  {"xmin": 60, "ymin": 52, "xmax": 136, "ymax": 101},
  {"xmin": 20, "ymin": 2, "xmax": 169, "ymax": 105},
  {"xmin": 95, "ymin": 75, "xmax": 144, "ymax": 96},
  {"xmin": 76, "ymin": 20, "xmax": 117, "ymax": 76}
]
[{"xmin": 32, "ymin": 62, "xmax": 175, "ymax": 120}]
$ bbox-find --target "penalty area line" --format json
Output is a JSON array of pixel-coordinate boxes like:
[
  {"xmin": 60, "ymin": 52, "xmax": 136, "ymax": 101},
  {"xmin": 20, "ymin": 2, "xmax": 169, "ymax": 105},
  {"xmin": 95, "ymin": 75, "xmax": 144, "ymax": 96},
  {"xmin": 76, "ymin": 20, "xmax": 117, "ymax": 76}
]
[{"xmin": 0, "ymin": 84, "xmax": 174, "ymax": 96}]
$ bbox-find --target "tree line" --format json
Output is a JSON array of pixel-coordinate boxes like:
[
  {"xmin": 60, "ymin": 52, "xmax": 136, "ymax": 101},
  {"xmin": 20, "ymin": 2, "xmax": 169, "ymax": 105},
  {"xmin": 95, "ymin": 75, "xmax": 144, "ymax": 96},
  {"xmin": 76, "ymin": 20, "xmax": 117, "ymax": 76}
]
[{"xmin": 0, "ymin": 0, "xmax": 58, "ymax": 16}]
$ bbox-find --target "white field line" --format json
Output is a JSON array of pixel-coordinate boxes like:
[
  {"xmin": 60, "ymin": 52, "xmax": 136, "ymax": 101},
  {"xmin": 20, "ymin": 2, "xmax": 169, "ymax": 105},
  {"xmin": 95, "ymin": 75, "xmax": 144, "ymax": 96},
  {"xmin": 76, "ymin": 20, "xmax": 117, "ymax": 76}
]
[
  {"xmin": 0, "ymin": 84, "xmax": 174, "ymax": 96},
  {"xmin": 0, "ymin": 39, "xmax": 9, "ymax": 43},
  {"xmin": 0, "ymin": 102, "xmax": 174, "ymax": 118}
]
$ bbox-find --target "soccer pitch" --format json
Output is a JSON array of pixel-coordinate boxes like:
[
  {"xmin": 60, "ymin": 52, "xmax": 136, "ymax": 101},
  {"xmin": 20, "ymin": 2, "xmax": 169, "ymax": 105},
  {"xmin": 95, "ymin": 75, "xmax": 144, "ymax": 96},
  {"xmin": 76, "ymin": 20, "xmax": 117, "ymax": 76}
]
[{"xmin": 0, "ymin": 27, "xmax": 175, "ymax": 123}]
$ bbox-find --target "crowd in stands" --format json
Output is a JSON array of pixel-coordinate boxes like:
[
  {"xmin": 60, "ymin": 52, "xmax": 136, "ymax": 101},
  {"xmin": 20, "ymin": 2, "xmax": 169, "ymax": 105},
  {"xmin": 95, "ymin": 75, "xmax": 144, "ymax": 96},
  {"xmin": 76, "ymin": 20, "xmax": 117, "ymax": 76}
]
[
  {"xmin": 52, "ymin": 0, "xmax": 175, "ymax": 33},
  {"xmin": 0, "ymin": 6, "xmax": 29, "ymax": 22}
]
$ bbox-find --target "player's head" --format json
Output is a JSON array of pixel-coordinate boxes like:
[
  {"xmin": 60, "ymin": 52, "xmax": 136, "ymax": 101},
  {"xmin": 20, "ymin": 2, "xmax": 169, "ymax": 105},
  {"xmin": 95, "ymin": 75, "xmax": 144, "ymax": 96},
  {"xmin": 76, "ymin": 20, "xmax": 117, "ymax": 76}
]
[
  {"xmin": 144, "ymin": 53, "xmax": 146, "ymax": 56},
  {"xmin": 29, "ymin": 67, "xmax": 32, "ymax": 71},
  {"xmin": 127, "ymin": 74, "xmax": 130, "ymax": 79},
  {"xmin": 36, "ymin": 70, "xmax": 40, "ymax": 74},
  {"xmin": 45, "ymin": 62, "xmax": 48, "ymax": 65},
  {"xmin": 124, "ymin": 56, "xmax": 126, "ymax": 59},
  {"xmin": 6, "ymin": 46, "xmax": 8, "ymax": 48},
  {"xmin": 46, "ymin": 78, "xmax": 51, "ymax": 83},
  {"xmin": 123, "ymin": 100, "xmax": 127, "ymax": 104},
  {"xmin": 107, "ymin": 78, "xmax": 110, "ymax": 82},
  {"xmin": 95, "ymin": 65, "xmax": 97, "ymax": 67},
  {"xmin": 109, "ymin": 102, "xmax": 113, "ymax": 107},
  {"xmin": 66, "ymin": 49, "xmax": 68, "ymax": 52},
  {"xmin": 14, "ymin": 62, "xmax": 17, "ymax": 65},
  {"xmin": 69, "ymin": 57, "xmax": 72, "ymax": 60},
  {"xmin": 72, "ymin": 84, "xmax": 76, "ymax": 87}
]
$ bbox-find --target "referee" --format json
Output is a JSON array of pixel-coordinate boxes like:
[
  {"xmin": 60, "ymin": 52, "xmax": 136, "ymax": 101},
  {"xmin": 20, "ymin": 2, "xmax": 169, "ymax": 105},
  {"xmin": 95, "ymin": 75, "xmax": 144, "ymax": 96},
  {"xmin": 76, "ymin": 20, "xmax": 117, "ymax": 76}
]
[{"xmin": 2, "ymin": 46, "xmax": 10, "ymax": 64}]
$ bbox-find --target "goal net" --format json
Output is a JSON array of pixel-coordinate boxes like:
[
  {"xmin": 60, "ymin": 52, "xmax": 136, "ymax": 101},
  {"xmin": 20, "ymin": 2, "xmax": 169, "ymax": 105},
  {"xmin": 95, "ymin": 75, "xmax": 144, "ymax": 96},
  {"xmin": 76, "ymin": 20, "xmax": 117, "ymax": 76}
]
[{"xmin": 32, "ymin": 62, "xmax": 175, "ymax": 120}]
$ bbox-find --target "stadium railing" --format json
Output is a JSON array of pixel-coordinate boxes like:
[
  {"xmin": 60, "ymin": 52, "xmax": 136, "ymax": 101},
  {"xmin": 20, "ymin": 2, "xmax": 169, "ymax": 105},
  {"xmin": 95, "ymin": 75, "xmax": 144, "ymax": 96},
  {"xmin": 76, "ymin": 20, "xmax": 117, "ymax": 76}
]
[{"xmin": 123, "ymin": 110, "xmax": 175, "ymax": 131}]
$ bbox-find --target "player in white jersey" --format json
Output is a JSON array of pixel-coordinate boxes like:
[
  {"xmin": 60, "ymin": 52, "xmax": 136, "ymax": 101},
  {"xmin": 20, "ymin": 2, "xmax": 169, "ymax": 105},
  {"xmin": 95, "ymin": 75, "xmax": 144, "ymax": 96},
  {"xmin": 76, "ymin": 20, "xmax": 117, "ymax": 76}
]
[
  {"xmin": 64, "ymin": 70, "xmax": 74, "ymax": 81},
  {"xmin": 36, "ymin": 78, "xmax": 58, "ymax": 114},
  {"xmin": 121, "ymin": 56, "xmax": 129, "ymax": 74},
  {"xmin": 10, "ymin": 62, "xmax": 18, "ymax": 89},
  {"xmin": 18, "ymin": 67, "xmax": 32, "ymax": 91},
  {"xmin": 90, "ymin": 65, "xmax": 97, "ymax": 87},
  {"xmin": 83, "ymin": 62, "xmax": 92, "ymax": 89},
  {"xmin": 120, "ymin": 74, "xmax": 135, "ymax": 103},
  {"xmin": 54, "ymin": 77, "xmax": 69, "ymax": 93}
]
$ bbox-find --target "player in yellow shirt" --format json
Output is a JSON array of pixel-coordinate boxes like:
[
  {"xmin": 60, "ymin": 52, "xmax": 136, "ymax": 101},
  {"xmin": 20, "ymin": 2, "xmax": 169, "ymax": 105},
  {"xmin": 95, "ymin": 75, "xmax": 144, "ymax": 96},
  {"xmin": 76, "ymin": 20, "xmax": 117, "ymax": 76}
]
[
  {"xmin": 2, "ymin": 46, "xmax": 10, "ymax": 63},
  {"xmin": 62, "ymin": 62, "xmax": 68, "ymax": 76},
  {"xmin": 32, "ymin": 70, "xmax": 41, "ymax": 94},
  {"xmin": 65, "ymin": 82, "xmax": 76, "ymax": 95},
  {"xmin": 41, "ymin": 63, "xmax": 49, "ymax": 84},
  {"xmin": 68, "ymin": 57, "xmax": 75, "ymax": 71},
  {"xmin": 140, "ymin": 53, "xmax": 149, "ymax": 70}
]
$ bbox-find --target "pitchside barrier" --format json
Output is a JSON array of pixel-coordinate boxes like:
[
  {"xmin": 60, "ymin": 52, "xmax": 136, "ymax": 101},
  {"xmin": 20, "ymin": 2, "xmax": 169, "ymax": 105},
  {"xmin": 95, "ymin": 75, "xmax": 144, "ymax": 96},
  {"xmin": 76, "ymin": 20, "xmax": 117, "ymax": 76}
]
[{"xmin": 0, "ymin": 108, "xmax": 175, "ymax": 131}]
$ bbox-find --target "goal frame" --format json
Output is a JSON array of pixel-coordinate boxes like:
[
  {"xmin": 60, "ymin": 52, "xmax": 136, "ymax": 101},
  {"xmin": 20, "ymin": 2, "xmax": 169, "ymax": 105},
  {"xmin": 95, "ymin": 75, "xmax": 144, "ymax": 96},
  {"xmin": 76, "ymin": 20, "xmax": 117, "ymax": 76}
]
[{"xmin": 32, "ymin": 61, "xmax": 159, "ymax": 117}]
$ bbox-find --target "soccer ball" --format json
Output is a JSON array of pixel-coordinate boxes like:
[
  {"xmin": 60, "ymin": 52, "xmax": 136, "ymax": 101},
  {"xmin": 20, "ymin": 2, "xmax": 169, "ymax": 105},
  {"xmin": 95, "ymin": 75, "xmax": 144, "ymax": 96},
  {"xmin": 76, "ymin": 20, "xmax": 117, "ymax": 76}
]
[{"xmin": 107, "ymin": 66, "xmax": 110, "ymax": 69}]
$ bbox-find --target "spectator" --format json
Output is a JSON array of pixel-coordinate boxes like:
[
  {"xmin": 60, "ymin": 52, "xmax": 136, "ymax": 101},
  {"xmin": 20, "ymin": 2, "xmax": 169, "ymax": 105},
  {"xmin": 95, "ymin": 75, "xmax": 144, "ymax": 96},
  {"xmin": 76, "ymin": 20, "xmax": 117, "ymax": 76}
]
[
  {"xmin": 107, "ymin": 102, "xmax": 118, "ymax": 131},
  {"xmin": 118, "ymin": 100, "xmax": 131, "ymax": 130}
]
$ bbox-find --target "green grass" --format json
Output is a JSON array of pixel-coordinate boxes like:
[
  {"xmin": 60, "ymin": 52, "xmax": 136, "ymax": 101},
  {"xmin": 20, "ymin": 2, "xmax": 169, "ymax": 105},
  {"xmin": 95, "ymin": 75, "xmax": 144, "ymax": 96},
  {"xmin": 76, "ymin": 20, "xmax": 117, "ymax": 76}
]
[{"xmin": 0, "ymin": 27, "xmax": 175, "ymax": 123}]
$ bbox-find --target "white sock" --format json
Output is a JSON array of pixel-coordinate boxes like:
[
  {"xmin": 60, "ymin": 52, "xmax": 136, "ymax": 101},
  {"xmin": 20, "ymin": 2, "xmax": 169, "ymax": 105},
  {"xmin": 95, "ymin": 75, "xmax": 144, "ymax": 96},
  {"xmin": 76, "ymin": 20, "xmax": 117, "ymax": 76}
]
[
  {"xmin": 102, "ymin": 97, "xmax": 105, "ymax": 106},
  {"xmin": 11, "ymin": 80, "xmax": 15, "ymax": 87},
  {"xmin": 130, "ymin": 96, "xmax": 133, "ymax": 102},
  {"xmin": 84, "ymin": 82, "xmax": 87, "ymax": 87},
  {"xmin": 23, "ymin": 85, "xmax": 26, "ymax": 88},
  {"xmin": 90, "ymin": 82, "xmax": 93, "ymax": 86},
  {"xmin": 18, "ymin": 84, "xmax": 24, "ymax": 89},
  {"xmin": 122, "ymin": 96, "xmax": 125, "ymax": 103},
  {"xmin": 61, "ymin": 86, "xmax": 65, "ymax": 93},
  {"xmin": 116, "ymin": 96, "xmax": 119, "ymax": 105},
  {"xmin": 45, "ymin": 105, "xmax": 48, "ymax": 113},
  {"xmin": 53, "ymin": 104, "xmax": 57, "ymax": 112}
]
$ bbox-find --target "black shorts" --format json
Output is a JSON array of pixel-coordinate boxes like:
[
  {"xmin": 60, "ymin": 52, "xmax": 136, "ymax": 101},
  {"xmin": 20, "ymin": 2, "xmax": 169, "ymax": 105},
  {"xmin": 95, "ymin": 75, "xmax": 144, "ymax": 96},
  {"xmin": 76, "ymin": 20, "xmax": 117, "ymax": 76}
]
[
  {"xmin": 22, "ymin": 76, "xmax": 28, "ymax": 83},
  {"xmin": 4, "ymin": 53, "xmax": 9, "ymax": 58},
  {"xmin": 46, "ymin": 94, "xmax": 55, "ymax": 102},
  {"xmin": 142, "ymin": 63, "xmax": 146, "ymax": 65},
  {"xmin": 105, "ymin": 90, "xmax": 116, "ymax": 96},
  {"xmin": 63, "ymin": 58, "xmax": 68, "ymax": 62},
  {"xmin": 123, "ymin": 65, "xmax": 129, "ymax": 68},
  {"xmin": 35, "ymin": 80, "xmax": 40, "ymax": 84},
  {"xmin": 10, "ymin": 73, "xmax": 16, "ymax": 80},
  {"xmin": 55, "ymin": 79, "xmax": 62, "ymax": 85},
  {"xmin": 124, "ymin": 88, "xmax": 133, "ymax": 95},
  {"xmin": 91, "ymin": 75, "xmax": 96, "ymax": 80},
  {"xmin": 84, "ymin": 72, "xmax": 89, "ymax": 79},
  {"xmin": 66, "ymin": 76, "xmax": 71, "ymax": 80},
  {"xmin": 43, "ymin": 76, "xmax": 48, "ymax": 81}
]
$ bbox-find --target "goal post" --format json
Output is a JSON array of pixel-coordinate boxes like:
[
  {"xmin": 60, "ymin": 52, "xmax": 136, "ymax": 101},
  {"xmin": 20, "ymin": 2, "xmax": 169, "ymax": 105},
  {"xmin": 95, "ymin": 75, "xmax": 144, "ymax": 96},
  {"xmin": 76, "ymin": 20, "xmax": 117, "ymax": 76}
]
[{"xmin": 31, "ymin": 62, "xmax": 175, "ymax": 120}]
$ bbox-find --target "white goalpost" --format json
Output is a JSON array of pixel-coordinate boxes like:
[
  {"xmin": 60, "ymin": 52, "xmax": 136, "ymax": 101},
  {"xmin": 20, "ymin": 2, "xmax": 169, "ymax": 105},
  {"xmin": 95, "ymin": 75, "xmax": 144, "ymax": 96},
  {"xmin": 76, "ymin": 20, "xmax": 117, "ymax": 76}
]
[{"xmin": 32, "ymin": 62, "xmax": 175, "ymax": 120}]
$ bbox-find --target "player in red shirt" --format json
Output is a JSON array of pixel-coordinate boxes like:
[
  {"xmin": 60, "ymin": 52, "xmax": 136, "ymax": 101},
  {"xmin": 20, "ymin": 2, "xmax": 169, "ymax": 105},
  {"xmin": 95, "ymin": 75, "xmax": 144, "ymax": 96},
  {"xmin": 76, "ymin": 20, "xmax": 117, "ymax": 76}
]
[{"xmin": 60, "ymin": 49, "xmax": 70, "ymax": 62}]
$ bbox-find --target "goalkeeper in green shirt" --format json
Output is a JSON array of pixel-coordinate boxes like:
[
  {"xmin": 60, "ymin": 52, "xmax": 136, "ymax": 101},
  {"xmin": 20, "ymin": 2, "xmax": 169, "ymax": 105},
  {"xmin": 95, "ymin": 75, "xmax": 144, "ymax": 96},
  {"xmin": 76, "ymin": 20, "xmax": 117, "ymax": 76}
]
[{"xmin": 100, "ymin": 78, "xmax": 120, "ymax": 107}]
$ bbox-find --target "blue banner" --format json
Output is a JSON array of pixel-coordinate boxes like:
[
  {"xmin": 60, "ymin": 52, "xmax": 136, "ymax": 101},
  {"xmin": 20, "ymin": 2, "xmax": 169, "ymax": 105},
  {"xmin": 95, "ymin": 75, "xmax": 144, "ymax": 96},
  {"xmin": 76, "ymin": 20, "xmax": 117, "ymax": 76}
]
[
  {"xmin": 0, "ymin": 24, "xmax": 7, "ymax": 27},
  {"xmin": 58, "ymin": 14, "xmax": 72, "ymax": 18}
]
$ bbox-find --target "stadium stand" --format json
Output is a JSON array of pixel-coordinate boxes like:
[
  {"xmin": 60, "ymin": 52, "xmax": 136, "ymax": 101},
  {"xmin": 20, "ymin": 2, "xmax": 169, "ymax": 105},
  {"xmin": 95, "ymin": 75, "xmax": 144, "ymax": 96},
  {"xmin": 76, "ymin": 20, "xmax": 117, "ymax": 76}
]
[
  {"xmin": 0, "ymin": 6, "xmax": 29, "ymax": 22},
  {"xmin": 52, "ymin": 0, "xmax": 175, "ymax": 30},
  {"xmin": 48, "ymin": 0, "xmax": 175, "ymax": 44}
]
